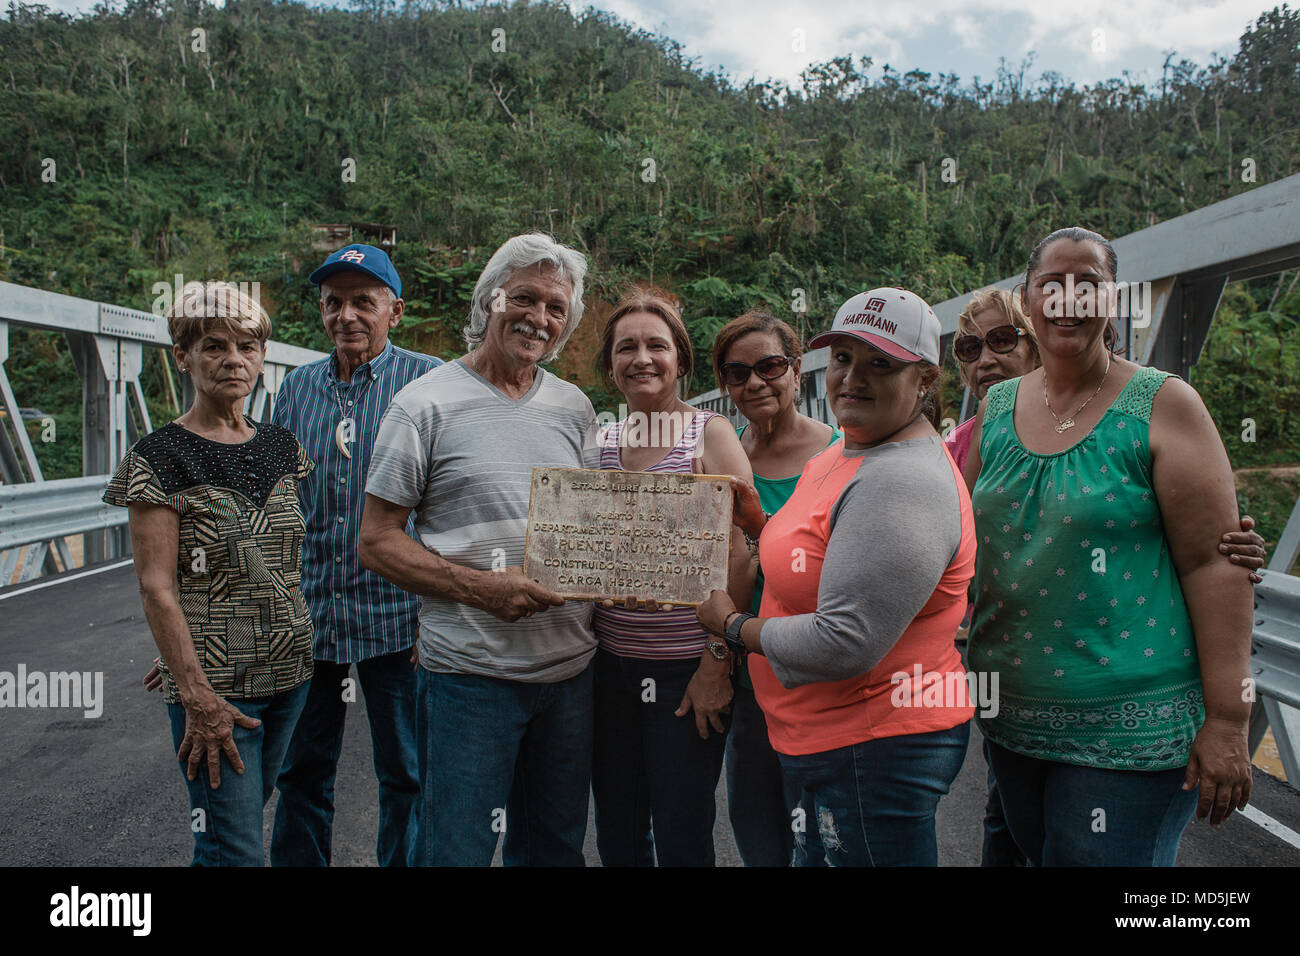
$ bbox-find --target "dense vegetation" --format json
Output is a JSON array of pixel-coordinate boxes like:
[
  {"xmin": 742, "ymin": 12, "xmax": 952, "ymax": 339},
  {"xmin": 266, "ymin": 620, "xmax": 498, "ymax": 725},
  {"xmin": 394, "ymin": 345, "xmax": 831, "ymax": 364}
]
[{"xmin": 1, "ymin": 0, "xmax": 1297, "ymax": 542}]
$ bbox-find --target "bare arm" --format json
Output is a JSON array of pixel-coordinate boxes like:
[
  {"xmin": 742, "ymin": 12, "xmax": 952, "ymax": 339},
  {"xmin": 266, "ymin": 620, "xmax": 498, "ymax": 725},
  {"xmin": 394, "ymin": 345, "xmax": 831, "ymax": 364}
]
[
  {"xmin": 1149, "ymin": 377, "xmax": 1253, "ymax": 824},
  {"xmin": 669, "ymin": 415, "xmax": 757, "ymax": 739},
  {"xmin": 699, "ymin": 414, "xmax": 757, "ymax": 611},
  {"xmin": 128, "ymin": 502, "xmax": 260, "ymax": 787},
  {"xmin": 357, "ymin": 493, "xmax": 563, "ymax": 621},
  {"xmin": 961, "ymin": 397, "xmax": 987, "ymax": 494}
]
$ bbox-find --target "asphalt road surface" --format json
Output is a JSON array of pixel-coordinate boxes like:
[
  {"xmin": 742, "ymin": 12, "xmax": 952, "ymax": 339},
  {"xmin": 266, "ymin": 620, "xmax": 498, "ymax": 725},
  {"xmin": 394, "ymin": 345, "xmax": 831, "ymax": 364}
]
[{"xmin": 2, "ymin": 560, "xmax": 1297, "ymax": 867}]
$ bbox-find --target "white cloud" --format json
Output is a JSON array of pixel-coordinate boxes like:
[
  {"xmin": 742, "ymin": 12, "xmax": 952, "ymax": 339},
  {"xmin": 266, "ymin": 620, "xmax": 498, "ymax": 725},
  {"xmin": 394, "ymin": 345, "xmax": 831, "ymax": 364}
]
[
  {"xmin": 31, "ymin": 0, "xmax": 1271, "ymax": 88},
  {"xmin": 579, "ymin": 0, "xmax": 1269, "ymax": 86}
]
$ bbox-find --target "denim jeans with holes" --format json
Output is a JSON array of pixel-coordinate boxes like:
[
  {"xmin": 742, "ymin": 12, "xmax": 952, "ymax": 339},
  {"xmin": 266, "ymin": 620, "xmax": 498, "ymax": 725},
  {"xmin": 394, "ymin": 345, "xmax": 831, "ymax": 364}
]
[{"xmin": 778, "ymin": 721, "xmax": 970, "ymax": 866}]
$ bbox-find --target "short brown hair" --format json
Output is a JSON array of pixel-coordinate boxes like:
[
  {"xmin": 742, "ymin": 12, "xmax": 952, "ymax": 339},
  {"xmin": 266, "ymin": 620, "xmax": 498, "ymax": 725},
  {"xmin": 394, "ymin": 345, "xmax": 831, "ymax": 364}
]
[
  {"xmin": 168, "ymin": 281, "xmax": 271, "ymax": 352},
  {"xmin": 711, "ymin": 310, "xmax": 802, "ymax": 387},
  {"xmin": 599, "ymin": 286, "xmax": 694, "ymax": 387}
]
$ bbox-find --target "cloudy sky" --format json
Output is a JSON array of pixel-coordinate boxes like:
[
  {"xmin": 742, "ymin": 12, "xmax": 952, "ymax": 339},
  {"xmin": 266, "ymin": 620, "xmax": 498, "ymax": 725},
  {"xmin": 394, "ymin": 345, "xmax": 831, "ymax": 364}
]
[{"xmin": 40, "ymin": 0, "xmax": 1275, "ymax": 90}]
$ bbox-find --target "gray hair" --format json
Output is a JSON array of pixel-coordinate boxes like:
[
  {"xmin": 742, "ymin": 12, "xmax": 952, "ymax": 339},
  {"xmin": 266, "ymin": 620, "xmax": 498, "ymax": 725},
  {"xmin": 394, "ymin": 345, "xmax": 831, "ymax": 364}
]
[{"xmin": 464, "ymin": 233, "xmax": 588, "ymax": 363}]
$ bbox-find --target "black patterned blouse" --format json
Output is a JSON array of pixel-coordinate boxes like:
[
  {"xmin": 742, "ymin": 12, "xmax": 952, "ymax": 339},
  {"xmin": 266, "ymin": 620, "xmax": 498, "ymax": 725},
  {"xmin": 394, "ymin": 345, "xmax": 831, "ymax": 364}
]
[{"xmin": 103, "ymin": 419, "xmax": 315, "ymax": 703}]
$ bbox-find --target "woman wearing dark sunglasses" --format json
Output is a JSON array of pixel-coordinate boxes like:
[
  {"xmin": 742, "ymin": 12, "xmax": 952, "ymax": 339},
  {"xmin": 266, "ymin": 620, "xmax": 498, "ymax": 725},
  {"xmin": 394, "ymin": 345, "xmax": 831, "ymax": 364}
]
[
  {"xmin": 947, "ymin": 289, "xmax": 1040, "ymax": 474},
  {"xmin": 709, "ymin": 311, "xmax": 841, "ymax": 866}
]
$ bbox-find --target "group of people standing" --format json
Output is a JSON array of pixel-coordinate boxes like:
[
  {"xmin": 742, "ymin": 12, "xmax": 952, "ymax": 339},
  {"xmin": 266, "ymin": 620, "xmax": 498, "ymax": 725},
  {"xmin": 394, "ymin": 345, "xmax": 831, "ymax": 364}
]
[{"xmin": 106, "ymin": 226, "xmax": 1269, "ymax": 867}]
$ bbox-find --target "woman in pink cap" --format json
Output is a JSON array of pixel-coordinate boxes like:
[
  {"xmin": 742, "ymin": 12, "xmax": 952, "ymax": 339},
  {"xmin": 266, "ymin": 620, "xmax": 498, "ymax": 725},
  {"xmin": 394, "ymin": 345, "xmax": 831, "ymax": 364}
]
[{"xmin": 698, "ymin": 287, "xmax": 974, "ymax": 866}]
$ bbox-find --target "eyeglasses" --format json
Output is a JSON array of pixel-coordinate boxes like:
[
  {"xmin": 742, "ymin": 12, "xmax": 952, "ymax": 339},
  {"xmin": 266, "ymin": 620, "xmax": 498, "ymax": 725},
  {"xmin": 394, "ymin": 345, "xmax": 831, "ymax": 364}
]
[
  {"xmin": 953, "ymin": 326, "xmax": 1026, "ymax": 363},
  {"xmin": 719, "ymin": 354, "xmax": 793, "ymax": 387}
]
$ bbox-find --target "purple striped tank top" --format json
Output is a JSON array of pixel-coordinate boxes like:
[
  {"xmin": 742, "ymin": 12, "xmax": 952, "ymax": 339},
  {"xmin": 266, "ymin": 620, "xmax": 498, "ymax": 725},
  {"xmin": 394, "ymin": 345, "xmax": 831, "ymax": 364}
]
[{"xmin": 592, "ymin": 409, "xmax": 719, "ymax": 660}]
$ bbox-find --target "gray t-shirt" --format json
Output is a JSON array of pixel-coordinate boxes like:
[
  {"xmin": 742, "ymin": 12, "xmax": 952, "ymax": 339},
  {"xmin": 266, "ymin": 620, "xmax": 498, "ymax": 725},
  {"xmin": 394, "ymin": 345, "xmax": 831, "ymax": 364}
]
[
  {"xmin": 365, "ymin": 360, "xmax": 600, "ymax": 682},
  {"xmin": 760, "ymin": 435, "xmax": 964, "ymax": 688}
]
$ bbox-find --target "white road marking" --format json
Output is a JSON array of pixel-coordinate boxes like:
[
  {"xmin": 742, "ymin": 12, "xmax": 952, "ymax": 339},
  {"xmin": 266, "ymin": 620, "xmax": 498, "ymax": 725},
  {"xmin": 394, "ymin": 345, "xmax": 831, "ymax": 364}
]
[
  {"xmin": 0, "ymin": 558, "xmax": 134, "ymax": 602},
  {"xmin": 1240, "ymin": 803, "xmax": 1300, "ymax": 851}
]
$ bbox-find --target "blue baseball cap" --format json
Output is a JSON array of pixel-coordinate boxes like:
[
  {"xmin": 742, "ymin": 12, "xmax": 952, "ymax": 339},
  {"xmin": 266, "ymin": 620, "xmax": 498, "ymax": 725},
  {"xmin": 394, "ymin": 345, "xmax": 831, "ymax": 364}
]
[{"xmin": 309, "ymin": 244, "xmax": 402, "ymax": 299}]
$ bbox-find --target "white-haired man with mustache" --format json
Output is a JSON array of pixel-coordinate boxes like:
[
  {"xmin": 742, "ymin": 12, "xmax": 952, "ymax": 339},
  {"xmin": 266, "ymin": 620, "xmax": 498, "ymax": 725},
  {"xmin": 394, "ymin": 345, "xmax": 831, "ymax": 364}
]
[{"xmin": 359, "ymin": 234, "xmax": 600, "ymax": 866}]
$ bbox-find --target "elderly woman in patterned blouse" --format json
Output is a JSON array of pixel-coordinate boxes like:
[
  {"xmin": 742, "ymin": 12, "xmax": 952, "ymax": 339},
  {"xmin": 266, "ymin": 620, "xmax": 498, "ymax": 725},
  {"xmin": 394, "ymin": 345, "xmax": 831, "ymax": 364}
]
[{"xmin": 104, "ymin": 282, "xmax": 314, "ymax": 866}]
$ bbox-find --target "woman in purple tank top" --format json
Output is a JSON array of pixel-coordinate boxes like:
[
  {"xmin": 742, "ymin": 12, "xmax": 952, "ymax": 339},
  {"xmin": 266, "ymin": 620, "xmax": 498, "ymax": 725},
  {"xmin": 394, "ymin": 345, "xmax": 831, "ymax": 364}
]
[{"xmin": 590, "ymin": 287, "xmax": 755, "ymax": 866}]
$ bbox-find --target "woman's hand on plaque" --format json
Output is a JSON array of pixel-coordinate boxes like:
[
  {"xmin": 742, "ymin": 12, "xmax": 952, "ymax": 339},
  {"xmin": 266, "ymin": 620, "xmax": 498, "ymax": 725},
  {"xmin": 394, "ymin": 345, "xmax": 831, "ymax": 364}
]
[
  {"xmin": 696, "ymin": 589, "xmax": 737, "ymax": 637},
  {"xmin": 728, "ymin": 477, "xmax": 766, "ymax": 540},
  {"xmin": 600, "ymin": 596, "xmax": 675, "ymax": 612}
]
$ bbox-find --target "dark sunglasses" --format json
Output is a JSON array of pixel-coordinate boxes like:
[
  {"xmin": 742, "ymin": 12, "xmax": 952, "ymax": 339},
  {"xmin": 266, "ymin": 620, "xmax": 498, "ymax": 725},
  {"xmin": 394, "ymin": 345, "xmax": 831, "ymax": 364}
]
[
  {"xmin": 953, "ymin": 325, "xmax": 1026, "ymax": 363},
  {"xmin": 719, "ymin": 354, "xmax": 793, "ymax": 387}
]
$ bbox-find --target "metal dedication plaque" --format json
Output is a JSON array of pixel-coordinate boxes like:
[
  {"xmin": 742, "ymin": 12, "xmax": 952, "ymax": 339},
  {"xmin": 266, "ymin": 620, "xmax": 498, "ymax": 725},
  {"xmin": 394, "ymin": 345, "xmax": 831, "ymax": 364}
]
[{"xmin": 523, "ymin": 467, "xmax": 733, "ymax": 606}]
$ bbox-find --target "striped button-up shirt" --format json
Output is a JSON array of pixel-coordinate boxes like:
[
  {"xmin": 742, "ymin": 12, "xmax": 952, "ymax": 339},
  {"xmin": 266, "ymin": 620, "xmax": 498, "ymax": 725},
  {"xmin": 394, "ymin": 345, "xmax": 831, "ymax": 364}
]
[{"xmin": 272, "ymin": 340, "xmax": 443, "ymax": 663}]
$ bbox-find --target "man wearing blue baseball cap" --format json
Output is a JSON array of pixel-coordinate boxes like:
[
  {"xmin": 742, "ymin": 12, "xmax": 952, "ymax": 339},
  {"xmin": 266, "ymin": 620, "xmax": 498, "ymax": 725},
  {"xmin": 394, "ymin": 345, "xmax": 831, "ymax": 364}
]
[{"xmin": 269, "ymin": 243, "xmax": 442, "ymax": 866}]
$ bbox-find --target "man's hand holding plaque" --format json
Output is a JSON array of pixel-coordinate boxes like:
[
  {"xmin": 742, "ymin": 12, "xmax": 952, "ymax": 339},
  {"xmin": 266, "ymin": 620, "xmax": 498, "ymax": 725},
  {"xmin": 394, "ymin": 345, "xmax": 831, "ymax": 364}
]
[{"xmin": 477, "ymin": 566, "xmax": 567, "ymax": 622}]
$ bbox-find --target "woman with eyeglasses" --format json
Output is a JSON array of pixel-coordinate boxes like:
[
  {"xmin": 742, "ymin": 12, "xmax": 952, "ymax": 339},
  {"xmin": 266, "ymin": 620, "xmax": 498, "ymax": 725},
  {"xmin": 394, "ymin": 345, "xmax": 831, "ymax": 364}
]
[
  {"xmin": 948, "ymin": 290, "xmax": 1041, "ymax": 474},
  {"xmin": 961, "ymin": 228, "xmax": 1263, "ymax": 865},
  {"xmin": 709, "ymin": 311, "xmax": 841, "ymax": 866}
]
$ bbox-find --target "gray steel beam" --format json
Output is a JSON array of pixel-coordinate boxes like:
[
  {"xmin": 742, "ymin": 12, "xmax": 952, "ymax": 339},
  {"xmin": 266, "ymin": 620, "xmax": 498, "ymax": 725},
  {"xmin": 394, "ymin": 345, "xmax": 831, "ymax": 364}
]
[
  {"xmin": 1147, "ymin": 276, "xmax": 1228, "ymax": 381},
  {"xmin": 933, "ymin": 173, "xmax": 1300, "ymax": 335},
  {"xmin": 0, "ymin": 321, "xmax": 45, "ymax": 484},
  {"xmin": 1271, "ymin": 491, "xmax": 1300, "ymax": 575}
]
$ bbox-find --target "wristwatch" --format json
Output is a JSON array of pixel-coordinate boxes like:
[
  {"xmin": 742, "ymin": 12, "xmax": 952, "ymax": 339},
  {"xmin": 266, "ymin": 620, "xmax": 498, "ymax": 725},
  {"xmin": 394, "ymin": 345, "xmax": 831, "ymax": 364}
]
[
  {"xmin": 723, "ymin": 611, "xmax": 755, "ymax": 657},
  {"xmin": 705, "ymin": 640, "xmax": 730, "ymax": 661}
]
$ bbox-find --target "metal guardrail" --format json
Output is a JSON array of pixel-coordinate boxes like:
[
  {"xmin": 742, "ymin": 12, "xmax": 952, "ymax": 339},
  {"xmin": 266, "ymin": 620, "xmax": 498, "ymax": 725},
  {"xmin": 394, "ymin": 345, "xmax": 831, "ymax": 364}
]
[
  {"xmin": 0, "ymin": 280, "xmax": 328, "ymax": 581},
  {"xmin": 1255, "ymin": 571, "xmax": 1300, "ymax": 708},
  {"xmin": 1253, "ymin": 569, "xmax": 1300, "ymax": 784},
  {"xmin": 0, "ymin": 475, "xmax": 122, "ymax": 551}
]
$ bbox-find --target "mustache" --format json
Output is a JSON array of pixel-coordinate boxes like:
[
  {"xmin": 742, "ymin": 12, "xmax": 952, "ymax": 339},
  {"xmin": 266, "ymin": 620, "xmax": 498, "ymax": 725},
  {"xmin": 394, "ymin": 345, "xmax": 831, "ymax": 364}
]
[{"xmin": 512, "ymin": 322, "xmax": 550, "ymax": 342}]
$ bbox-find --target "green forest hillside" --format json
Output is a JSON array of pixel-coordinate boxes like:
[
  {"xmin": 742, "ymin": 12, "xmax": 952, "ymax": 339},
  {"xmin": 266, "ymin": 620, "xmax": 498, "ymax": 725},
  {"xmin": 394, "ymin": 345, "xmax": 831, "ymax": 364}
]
[{"xmin": 1, "ymin": 0, "xmax": 1298, "ymax": 537}]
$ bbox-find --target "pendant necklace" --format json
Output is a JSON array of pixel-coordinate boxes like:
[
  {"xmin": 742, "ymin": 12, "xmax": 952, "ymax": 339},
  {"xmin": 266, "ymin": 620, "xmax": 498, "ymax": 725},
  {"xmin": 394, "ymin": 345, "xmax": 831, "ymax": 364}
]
[
  {"xmin": 1044, "ymin": 351, "xmax": 1110, "ymax": 434},
  {"xmin": 332, "ymin": 367, "xmax": 375, "ymax": 459}
]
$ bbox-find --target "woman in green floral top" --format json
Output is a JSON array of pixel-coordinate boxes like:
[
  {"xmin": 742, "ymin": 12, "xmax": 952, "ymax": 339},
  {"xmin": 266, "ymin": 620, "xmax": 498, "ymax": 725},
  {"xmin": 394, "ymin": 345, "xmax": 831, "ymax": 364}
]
[{"xmin": 962, "ymin": 228, "xmax": 1255, "ymax": 866}]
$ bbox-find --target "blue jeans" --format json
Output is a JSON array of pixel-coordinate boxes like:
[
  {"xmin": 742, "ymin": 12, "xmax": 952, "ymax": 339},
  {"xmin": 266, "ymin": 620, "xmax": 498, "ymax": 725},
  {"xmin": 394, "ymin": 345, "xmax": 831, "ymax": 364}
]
[
  {"xmin": 724, "ymin": 676, "xmax": 794, "ymax": 866},
  {"xmin": 984, "ymin": 739, "xmax": 1199, "ymax": 866},
  {"xmin": 415, "ymin": 660, "xmax": 594, "ymax": 866},
  {"xmin": 591, "ymin": 649, "xmax": 728, "ymax": 867},
  {"xmin": 981, "ymin": 739, "xmax": 1027, "ymax": 866},
  {"xmin": 779, "ymin": 721, "xmax": 970, "ymax": 866},
  {"xmin": 167, "ymin": 682, "xmax": 310, "ymax": 867},
  {"xmin": 271, "ymin": 649, "xmax": 420, "ymax": 866}
]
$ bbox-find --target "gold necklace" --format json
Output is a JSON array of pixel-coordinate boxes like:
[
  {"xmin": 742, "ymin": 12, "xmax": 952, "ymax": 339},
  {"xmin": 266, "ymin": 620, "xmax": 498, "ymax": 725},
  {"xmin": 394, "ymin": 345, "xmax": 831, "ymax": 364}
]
[{"xmin": 1043, "ymin": 351, "xmax": 1110, "ymax": 434}]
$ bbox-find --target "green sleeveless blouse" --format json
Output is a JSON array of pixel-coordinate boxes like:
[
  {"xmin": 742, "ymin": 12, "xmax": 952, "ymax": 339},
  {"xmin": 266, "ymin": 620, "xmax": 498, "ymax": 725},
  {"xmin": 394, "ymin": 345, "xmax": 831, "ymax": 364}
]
[{"xmin": 968, "ymin": 366, "xmax": 1202, "ymax": 771}]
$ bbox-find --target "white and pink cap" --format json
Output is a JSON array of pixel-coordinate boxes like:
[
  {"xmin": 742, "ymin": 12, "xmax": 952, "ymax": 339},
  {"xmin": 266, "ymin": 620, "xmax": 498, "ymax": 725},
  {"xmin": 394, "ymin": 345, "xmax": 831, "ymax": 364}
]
[{"xmin": 808, "ymin": 288, "xmax": 941, "ymax": 364}]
